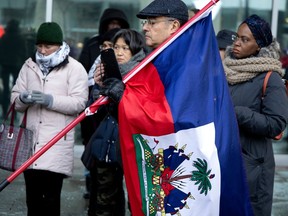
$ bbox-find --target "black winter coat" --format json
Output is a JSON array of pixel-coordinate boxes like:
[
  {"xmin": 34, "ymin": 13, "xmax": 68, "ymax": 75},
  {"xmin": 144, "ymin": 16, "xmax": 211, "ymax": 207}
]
[
  {"xmin": 229, "ymin": 71, "xmax": 288, "ymax": 216},
  {"xmin": 230, "ymin": 72, "xmax": 288, "ymax": 155}
]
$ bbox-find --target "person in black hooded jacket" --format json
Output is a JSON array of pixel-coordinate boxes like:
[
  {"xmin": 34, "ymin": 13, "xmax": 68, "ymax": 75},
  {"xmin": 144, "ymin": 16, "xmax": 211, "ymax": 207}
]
[
  {"xmin": 78, "ymin": 8, "xmax": 129, "ymax": 200},
  {"xmin": 78, "ymin": 8, "xmax": 130, "ymax": 73}
]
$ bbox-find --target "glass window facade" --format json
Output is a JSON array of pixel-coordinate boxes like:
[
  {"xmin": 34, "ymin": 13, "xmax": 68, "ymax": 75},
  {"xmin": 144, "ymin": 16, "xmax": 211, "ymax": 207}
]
[{"xmin": 0, "ymin": 0, "xmax": 287, "ymax": 57}]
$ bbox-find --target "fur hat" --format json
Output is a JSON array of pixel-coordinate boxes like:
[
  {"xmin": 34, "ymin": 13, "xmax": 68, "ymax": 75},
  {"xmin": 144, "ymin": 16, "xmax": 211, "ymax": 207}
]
[
  {"xmin": 136, "ymin": 0, "xmax": 188, "ymax": 23},
  {"xmin": 242, "ymin": 14, "xmax": 272, "ymax": 48},
  {"xmin": 36, "ymin": 22, "xmax": 63, "ymax": 45},
  {"xmin": 216, "ymin": 29, "xmax": 237, "ymax": 49}
]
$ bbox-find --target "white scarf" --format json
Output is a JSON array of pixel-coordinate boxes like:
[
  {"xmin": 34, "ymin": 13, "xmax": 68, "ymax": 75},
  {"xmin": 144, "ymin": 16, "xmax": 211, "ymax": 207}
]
[{"xmin": 36, "ymin": 41, "xmax": 70, "ymax": 75}]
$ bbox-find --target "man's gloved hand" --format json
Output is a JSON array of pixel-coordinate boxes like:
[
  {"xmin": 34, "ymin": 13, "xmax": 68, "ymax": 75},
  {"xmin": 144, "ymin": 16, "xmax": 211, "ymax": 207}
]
[
  {"xmin": 100, "ymin": 78, "xmax": 125, "ymax": 103},
  {"xmin": 31, "ymin": 90, "xmax": 53, "ymax": 108},
  {"xmin": 20, "ymin": 90, "xmax": 35, "ymax": 104}
]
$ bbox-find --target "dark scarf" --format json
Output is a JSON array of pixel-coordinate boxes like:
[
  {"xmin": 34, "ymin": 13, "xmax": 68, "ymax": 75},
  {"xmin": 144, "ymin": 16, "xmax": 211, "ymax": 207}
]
[{"xmin": 118, "ymin": 49, "xmax": 146, "ymax": 77}]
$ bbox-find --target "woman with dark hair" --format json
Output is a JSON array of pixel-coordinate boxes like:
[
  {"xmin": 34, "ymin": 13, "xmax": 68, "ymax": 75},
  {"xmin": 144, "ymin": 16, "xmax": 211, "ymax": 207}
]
[
  {"xmin": 111, "ymin": 29, "xmax": 147, "ymax": 74},
  {"xmin": 83, "ymin": 29, "xmax": 147, "ymax": 216},
  {"xmin": 113, "ymin": 29, "xmax": 146, "ymax": 56},
  {"xmin": 223, "ymin": 14, "xmax": 288, "ymax": 216}
]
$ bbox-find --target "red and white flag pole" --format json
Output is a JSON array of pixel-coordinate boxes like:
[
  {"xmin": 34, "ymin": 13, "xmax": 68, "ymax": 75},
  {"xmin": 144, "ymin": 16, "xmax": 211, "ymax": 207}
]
[{"xmin": 0, "ymin": 0, "xmax": 219, "ymax": 192}]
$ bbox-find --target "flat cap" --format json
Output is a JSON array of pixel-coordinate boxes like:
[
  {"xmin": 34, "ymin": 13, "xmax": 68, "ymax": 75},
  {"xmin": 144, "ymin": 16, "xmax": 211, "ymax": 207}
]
[{"xmin": 137, "ymin": 0, "xmax": 188, "ymax": 23}]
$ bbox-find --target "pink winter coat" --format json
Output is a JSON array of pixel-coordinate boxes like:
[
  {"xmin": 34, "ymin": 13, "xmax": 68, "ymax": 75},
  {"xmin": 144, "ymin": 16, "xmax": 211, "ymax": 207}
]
[{"xmin": 11, "ymin": 56, "xmax": 88, "ymax": 176}]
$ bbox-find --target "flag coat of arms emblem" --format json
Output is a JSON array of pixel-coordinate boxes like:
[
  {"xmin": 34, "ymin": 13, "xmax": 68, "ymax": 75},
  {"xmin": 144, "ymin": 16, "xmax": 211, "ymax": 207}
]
[{"xmin": 118, "ymin": 9, "xmax": 253, "ymax": 216}]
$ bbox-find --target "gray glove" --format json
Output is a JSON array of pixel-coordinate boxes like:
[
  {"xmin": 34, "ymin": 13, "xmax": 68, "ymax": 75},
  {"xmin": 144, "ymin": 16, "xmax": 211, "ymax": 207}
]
[
  {"xmin": 31, "ymin": 90, "xmax": 53, "ymax": 108},
  {"xmin": 20, "ymin": 90, "xmax": 35, "ymax": 104}
]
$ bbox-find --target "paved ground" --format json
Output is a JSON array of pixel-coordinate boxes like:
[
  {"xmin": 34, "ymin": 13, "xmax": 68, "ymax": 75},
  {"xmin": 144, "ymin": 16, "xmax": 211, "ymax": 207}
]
[
  {"xmin": 0, "ymin": 144, "xmax": 287, "ymax": 216},
  {"xmin": 0, "ymin": 144, "xmax": 89, "ymax": 216}
]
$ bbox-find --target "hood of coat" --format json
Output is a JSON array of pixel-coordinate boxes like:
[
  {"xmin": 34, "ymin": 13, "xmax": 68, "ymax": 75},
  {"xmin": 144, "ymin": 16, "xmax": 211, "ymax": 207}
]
[{"xmin": 99, "ymin": 8, "xmax": 129, "ymax": 35}]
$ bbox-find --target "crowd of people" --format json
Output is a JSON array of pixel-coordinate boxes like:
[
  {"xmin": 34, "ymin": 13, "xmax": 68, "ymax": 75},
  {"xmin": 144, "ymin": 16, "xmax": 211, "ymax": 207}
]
[{"xmin": 0, "ymin": 0, "xmax": 287, "ymax": 215}]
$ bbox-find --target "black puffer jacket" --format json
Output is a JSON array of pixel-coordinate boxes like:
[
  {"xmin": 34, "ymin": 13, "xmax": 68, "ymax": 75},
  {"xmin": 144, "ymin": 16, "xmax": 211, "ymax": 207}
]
[
  {"xmin": 229, "ymin": 71, "xmax": 288, "ymax": 215},
  {"xmin": 230, "ymin": 72, "xmax": 288, "ymax": 154},
  {"xmin": 224, "ymin": 36, "xmax": 287, "ymax": 216}
]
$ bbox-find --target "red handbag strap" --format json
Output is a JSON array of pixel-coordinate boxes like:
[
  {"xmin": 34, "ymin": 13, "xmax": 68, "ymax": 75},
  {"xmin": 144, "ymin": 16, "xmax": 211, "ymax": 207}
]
[
  {"xmin": 12, "ymin": 120, "xmax": 26, "ymax": 170},
  {"xmin": 4, "ymin": 102, "xmax": 16, "ymax": 127},
  {"xmin": 20, "ymin": 110, "xmax": 28, "ymax": 128},
  {"xmin": 2, "ymin": 102, "xmax": 29, "ymax": 170},
  {"xmin": 262, "ymin": 71, "xmax": 272, "ymax": 99},
  {"xmin": 3, "ymin": 102, "xmax": 28, "ymax": 139},
  {"xmin": 7, "ymin": 102, "xmax": 16, "ymax": 138}
]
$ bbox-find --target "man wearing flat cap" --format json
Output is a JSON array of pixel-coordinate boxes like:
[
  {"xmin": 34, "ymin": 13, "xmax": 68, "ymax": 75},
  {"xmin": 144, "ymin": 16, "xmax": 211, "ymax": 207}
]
[
  {"xmin": 100, "ymin": 0, "xmax": 189, "ymax": 102},
  {"xmin": 137, "ymin": 0, "xmax": 188, "ymax": 49}
]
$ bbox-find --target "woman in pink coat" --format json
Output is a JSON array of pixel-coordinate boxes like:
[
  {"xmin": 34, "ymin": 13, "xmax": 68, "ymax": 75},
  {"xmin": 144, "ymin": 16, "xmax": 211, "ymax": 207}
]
[{"xmin": 11, "ymin": 22, "xmax": 88, "ymax": 216}]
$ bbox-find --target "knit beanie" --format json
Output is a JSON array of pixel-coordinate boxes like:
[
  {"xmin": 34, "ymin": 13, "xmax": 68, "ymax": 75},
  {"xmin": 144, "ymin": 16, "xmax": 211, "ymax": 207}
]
[
  {"xmin": 137, "ymin": 0, "xmax": 188, "ymax": 24},
  {"xmin": 36, "ymin": 22, "xmax": 63, "ymax": 45},
  {"xmin": 242, "ymin": 14, "xmax": 272, "ymax": 48}
]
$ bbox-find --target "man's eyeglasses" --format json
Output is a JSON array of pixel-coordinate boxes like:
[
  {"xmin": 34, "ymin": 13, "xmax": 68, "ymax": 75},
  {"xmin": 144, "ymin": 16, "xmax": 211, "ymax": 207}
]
[{"xmin": 141, "ymin": 18, "xmax": 175, "ymax": 27}]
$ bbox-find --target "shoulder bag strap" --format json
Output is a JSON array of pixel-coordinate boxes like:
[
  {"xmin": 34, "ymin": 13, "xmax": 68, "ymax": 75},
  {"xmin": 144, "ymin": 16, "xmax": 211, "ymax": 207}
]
[
  {"xmin": 20, "ymin": 110, "xmax": 28, "ymax": 128},
  {"xmin": 7, "ymin": 102, "xmax": 16, "ymax": 139},
  {"xmin": 6, "ymin": 102, "xmax": 28, "ymax": 139},
  {"xmin": 3, "ymin": 102, "xmax": 16, "ymax": 125},
  {"xmin": 262, "ymin": 71, "xmax": 272, "ymax": 99},
  {"xmin": 261, "ymin": 71, "xmax": 284, "ymax": 140}
]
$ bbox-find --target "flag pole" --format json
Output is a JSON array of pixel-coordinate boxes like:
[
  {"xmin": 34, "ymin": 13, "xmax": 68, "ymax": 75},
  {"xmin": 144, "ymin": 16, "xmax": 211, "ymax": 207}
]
[
  {"xmin": 0, "ymin": 96, "xmax": 108, "ymax": 192},
  {"xmin": 0, "ymin": 0, "xmax": 219, "ymax": 192}
]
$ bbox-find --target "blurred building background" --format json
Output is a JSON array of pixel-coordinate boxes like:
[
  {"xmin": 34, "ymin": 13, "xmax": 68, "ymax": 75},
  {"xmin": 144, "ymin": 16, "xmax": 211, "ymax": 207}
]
[
  {"xmin": 0, "ymin": 0, "xmax": 287, "ymax": 60},
  {"xmin": 0, "ymin": 0, "xmax": 288, "ymax": 152}
]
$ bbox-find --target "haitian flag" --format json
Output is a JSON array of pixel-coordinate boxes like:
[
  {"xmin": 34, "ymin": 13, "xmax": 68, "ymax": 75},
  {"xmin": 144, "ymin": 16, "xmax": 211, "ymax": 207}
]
[{"xmin": 118, "ymin": 11, "xmax": 253, "ymax": 216}]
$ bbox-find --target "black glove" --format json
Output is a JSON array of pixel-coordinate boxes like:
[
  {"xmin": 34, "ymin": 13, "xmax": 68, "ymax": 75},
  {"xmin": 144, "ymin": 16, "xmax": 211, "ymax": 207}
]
[
  {"xmin": 91, "ymin": 86, "xmax": 101, "ymax": 101},
  {"xmin": 100, "ymin": 78, "xmax": 125, "ymax": 103}
]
